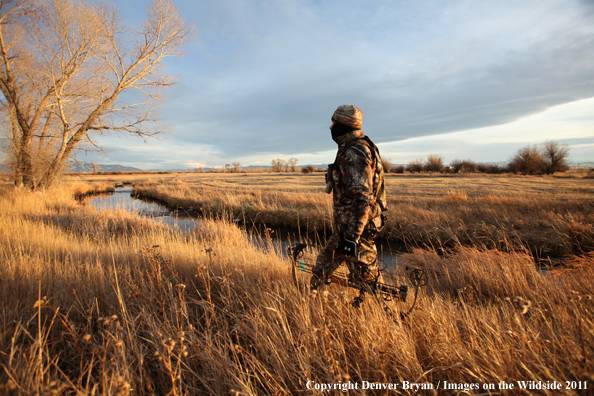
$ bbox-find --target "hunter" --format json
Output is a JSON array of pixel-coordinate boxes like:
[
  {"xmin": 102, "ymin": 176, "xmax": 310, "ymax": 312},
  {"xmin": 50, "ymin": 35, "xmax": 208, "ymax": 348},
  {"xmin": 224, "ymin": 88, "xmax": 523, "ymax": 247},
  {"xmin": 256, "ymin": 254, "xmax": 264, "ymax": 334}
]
[{"xmin": 310, "ymin": 104, "xmax": 387, "ymax": 307}]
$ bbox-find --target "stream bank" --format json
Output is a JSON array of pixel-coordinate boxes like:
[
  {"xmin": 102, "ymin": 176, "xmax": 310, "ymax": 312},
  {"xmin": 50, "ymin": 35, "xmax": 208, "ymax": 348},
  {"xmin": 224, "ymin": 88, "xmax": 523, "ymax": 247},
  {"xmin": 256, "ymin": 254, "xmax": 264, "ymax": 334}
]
[{"xmin": 85, "ymin": 187, "xmax": 407, "ymax": 266}]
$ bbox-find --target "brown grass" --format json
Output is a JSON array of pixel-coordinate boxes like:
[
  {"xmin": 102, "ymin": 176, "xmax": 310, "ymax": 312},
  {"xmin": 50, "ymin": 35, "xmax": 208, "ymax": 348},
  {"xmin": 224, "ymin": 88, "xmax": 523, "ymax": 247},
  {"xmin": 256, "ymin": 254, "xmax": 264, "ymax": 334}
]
[
  {"xmin": 71, "ymin": 172, "xmax": 594, "ymax": 257},
  {"xmin": 0, "ymin": 181, "xmax": 593, "ymax": 394}
]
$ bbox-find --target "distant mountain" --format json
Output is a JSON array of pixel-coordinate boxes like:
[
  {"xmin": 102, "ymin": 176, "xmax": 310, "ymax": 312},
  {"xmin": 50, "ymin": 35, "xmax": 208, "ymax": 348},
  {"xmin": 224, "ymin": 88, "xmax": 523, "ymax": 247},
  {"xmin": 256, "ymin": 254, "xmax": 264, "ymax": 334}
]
[
  {"xmin": 241, "ymin": 165, "xmax": 272, "ymax": 170},
  {"xmin": 68, "ymin": 162, "xmax": 144, "ymax": 173},
  {"xmin": 569, "ymin": 161, "xmax": 594, "ymax": 167}
]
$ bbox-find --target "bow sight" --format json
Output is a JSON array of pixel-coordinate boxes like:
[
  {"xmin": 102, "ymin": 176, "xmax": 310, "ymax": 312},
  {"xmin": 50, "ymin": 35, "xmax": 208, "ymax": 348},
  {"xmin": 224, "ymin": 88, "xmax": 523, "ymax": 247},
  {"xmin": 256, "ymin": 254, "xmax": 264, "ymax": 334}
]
[{"xmin": 287, "ymin": 243, "xmax": 428, "ymax": 319}]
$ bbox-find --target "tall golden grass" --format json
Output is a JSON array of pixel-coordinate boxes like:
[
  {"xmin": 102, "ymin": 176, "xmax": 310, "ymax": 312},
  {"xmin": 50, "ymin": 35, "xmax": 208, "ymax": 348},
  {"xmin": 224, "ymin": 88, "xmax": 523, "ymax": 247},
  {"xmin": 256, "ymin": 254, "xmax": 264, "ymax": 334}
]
[
  {"xmin": 0, "ymin": 181, "xmax": 593, "ymax": 394},
  {"xmin": 125, "ymin": 173, "xmax": 594, "ymax": 257}
]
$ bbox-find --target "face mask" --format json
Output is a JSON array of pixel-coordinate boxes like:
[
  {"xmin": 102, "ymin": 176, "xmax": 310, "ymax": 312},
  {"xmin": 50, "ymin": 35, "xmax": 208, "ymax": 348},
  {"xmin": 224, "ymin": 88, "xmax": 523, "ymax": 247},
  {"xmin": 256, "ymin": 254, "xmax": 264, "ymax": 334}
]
[{"xmin": 331, "ymin": 123, "xmax": 356, "ymax": 143}]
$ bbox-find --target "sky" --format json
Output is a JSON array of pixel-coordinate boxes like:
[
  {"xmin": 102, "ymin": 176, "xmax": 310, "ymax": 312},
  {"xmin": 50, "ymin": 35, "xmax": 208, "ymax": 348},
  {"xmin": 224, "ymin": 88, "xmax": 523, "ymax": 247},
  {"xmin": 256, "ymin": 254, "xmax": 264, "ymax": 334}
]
[{"xmin": 78, "ymin": 0, "xmax": 594, "ymax": 170}]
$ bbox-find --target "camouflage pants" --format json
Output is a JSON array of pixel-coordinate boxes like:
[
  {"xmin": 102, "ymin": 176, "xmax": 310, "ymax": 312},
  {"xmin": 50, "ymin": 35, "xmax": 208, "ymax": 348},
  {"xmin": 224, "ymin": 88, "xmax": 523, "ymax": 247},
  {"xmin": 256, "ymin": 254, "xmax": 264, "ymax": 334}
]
[{"xmin": 311, "ymin": 230, "xmax": 379, "ymax": 290}]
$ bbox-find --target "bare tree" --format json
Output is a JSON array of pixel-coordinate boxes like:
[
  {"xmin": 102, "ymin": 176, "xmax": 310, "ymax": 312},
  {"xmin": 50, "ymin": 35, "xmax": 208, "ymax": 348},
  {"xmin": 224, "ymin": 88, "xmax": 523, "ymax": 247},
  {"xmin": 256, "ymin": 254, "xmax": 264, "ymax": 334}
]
[
  {"xmin": 0, "ymin": 0, "xmax": 194, "ymax": 189},
  {"xmin": 232, "ymin": 162, "xmax": 241, "ymax": 173},
  {"xmin": 540, "ymin": 140, "xmax": 569, "ymax": 174},
  {"xmin": 91, "ymin": 161, "xmax": 101, "ymax": 174},
  {"xmin": 287, "ymin": 157, "xmax": 298, "ymax": 172},
  {"xmin": 271, "ymin": 158, "xmax": 285, "ymax": 173}
]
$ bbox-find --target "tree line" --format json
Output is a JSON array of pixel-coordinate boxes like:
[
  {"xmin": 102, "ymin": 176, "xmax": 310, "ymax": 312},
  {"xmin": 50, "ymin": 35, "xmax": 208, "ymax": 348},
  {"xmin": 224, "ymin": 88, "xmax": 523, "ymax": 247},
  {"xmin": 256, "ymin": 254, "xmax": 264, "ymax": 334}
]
[
  {"xmin": 183, "ymin": 140, "xmax": 572, "ymax": 176},
  {"xmin": 385, "ymin": 141, "xmax": 571, "ymax": 175}
]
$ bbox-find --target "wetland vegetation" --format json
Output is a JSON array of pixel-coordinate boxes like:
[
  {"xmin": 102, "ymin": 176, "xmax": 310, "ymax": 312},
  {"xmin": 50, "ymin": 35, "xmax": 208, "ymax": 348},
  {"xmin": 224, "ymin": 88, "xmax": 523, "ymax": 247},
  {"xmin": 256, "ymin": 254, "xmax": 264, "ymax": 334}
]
[{"xmin": 0, "ymin": 172, "xmax": 592, "ymax": 395}]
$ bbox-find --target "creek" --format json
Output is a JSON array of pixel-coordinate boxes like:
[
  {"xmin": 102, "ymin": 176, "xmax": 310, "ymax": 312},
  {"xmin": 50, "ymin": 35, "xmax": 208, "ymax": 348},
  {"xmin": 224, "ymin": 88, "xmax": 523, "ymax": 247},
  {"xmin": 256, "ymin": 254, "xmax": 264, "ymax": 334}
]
[{"xmin": 85, "ymin": 187, "xmax": 405, "ymax": 266}]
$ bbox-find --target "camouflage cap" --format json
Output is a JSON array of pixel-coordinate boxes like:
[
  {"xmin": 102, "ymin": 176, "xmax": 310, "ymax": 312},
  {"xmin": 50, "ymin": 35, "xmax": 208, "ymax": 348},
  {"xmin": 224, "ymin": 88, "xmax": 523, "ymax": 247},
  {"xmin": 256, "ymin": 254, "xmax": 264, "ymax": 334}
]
[{"xmin": 332, "ymin": 104, "xmax": 363, "ymax": 129}]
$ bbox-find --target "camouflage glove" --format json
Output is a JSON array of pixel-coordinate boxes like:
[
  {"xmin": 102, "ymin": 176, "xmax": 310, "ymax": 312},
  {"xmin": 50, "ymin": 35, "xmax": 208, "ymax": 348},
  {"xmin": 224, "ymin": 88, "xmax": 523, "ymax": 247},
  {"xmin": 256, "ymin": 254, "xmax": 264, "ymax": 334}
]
[
  {"xmin": 336, "ymin": 235, "xmax": 357, "ymax": 257},
  {"xmin": 324, "ymin": 164, "xmax": 335, "ymax": 194},
  {"xmin": 325, "ymin": 164, "xmax": 333, "ymax": 182}
]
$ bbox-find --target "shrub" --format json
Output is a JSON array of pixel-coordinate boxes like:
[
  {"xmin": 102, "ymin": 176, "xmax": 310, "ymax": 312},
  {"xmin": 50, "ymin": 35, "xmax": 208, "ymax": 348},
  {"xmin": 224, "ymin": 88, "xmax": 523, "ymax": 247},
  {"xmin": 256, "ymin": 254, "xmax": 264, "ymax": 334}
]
[
  {"xmin": 508, "ymin": 146, "xmax": 544, "ymax": 174},
  {"xmin": 301, "ymin": 165, "xmax": 316, "ymax": 174},
  {"xmin": 381, "ymin": 157, "xmax": 392, "ymax": 173},
  {"xmin": 460, "ymin": 160, "xmax": 477, "ymax": 173},
  {"xmin": 477, "ymin": 163, "xmax": 503, "ymax": 174},
  {"xmin": 406, "ymin": 159, "xmax": 424, "ymax": 173},
  {"xmin": 424, "ymin": 154, "xmax": 444, "ymax": 173},
  {"xmin": 449, "ymin": 159, "xmax": 463, "ymax": 173}
]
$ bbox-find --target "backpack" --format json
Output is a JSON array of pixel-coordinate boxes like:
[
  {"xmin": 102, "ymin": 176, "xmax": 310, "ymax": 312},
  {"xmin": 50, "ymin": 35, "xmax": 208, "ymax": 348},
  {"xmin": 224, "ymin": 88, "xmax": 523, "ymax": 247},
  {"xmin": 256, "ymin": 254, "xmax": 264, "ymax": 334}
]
[{"xmin": 336, "ymin": 136, "xmax": 388, "ymax": 212}]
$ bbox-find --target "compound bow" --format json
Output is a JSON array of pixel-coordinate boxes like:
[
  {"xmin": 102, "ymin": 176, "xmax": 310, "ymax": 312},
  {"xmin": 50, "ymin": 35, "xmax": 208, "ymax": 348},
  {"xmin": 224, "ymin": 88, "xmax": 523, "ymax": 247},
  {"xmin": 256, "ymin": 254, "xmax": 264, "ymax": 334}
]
[{"xmin": 287, "ymin": 243, "xmax": 428, "ymax": 319}]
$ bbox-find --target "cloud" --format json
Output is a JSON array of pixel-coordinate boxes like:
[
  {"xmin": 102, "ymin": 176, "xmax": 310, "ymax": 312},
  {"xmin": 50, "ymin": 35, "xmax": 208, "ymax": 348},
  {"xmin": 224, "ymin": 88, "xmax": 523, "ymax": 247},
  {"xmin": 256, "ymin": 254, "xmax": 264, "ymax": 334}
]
[
  {"xmin": 155, "ymin": 0, "xmax": 593, "ymax": 161},
  {"xmin": 378, "ymin": 97, "xmax": 594, "ymax": 164},
  {"xmin": 80, "ymin": 0, "xmax": 594, "ymax": 168}
]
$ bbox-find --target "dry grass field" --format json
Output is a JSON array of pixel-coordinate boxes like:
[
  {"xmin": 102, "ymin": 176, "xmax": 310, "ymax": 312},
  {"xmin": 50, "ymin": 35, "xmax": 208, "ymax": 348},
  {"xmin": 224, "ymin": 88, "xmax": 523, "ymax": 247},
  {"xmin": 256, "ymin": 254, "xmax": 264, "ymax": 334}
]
[
  {"xmin": 75, "ymin": 172, "xmax": 594, "ymax": 258},
  {"xmin": 0, "ymin": 175, "xmax": 593, "ymax": 395}
]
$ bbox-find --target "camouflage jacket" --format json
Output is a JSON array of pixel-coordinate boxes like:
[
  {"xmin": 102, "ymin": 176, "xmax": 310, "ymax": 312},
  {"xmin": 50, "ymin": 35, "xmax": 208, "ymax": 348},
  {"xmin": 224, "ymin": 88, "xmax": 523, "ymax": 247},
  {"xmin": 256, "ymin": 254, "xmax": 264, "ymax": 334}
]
[{"xmin": 329, "ymin": 130, "xmax": 387, "ymax": 240}]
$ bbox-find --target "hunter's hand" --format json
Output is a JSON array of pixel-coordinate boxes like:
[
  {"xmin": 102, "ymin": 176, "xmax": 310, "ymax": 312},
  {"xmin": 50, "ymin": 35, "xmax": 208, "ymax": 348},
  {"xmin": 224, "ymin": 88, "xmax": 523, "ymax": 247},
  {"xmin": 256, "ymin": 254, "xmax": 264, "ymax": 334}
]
[{"xmin": 337, "ymin": 237, "xmax": 357, "ymax": 257}]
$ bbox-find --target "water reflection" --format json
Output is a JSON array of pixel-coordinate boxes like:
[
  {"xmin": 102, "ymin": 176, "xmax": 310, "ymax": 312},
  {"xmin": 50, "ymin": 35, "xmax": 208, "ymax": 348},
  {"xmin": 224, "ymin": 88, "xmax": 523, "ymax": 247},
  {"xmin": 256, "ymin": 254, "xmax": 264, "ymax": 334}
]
[
  {"xmin": 87, "ymin": 187, "xmax": 201, "ymax": 231},
  {"xmin": 86, "ymin": 187, "xmax": 404, "ymax": 266},
  {"xmin": 87, "ymin": 187, "xmax": 167, "ymax": 216}
]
